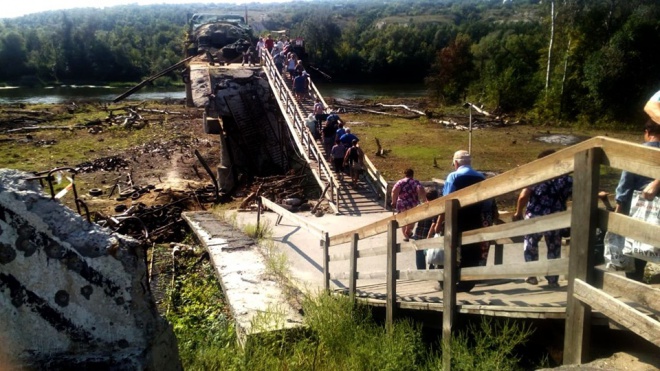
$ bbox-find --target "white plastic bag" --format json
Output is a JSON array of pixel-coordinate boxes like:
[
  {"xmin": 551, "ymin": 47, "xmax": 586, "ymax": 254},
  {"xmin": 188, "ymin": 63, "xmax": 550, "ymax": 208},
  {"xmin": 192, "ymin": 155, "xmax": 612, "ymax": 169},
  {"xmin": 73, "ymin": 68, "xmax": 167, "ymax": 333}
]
[
  {"xmin": 623, "ymin": 191, "xmax": 660, "ymax": 262},
  {"xmin": 603, "ymin": 231, "xmax": 634, "ymax": 271},
  {"xmin": 425, "ymin": 233, "xmax": 444, "ymax": 267},
  {"xmin": 425, "ymin": 248, "xmax": 444, "ymax": 267}
]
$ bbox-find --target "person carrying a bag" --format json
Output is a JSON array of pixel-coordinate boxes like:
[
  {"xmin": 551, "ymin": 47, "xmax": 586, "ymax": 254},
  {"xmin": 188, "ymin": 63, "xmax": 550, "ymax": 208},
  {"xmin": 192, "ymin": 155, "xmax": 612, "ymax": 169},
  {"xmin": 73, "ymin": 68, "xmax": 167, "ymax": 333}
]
[{"xmin": 613, "ymin": 119, "xmax": 660, "ymax": 281}]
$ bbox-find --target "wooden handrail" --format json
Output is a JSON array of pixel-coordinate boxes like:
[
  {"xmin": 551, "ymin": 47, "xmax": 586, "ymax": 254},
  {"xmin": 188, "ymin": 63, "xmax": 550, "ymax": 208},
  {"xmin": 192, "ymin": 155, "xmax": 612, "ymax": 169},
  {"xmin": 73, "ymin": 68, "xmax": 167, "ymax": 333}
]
[
  {"xmin": 320, "ymin": 137, "xmax": 660, "ymax": 366},
  {"xmin": 261, "ymin": 52, "xmax": 340, "ymax": 213},
  {"xmin": 329, "ymin": 136, "xmax": 660, "ymax": 246},
  {"xmin": 259, "ymin": 197, "xmax": 325, "ymax": 239}
]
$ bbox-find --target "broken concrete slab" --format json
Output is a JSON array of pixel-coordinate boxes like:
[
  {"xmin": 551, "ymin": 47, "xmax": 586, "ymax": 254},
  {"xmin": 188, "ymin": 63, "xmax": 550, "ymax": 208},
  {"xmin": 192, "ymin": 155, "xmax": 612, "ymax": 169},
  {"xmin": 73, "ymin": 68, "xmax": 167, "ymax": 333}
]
[
  {"xmin": 181, "ymin": 211, "xmax": 304, "ymax": 346},
  {"xmin": 0, "ymin": 168, "xmax": 180, "ymax": 370}
]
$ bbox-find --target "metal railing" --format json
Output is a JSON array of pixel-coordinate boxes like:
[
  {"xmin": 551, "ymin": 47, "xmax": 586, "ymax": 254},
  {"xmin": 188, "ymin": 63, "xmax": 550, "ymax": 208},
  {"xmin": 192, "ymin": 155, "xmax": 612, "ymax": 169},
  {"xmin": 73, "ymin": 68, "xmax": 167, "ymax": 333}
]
[
  {"xmin": 262, "ymin": 52, "xmax": 388, "ymax": 210},
  {"xmin": 262, "ymin": 52, "xmax": 340, "ymax": 212}
]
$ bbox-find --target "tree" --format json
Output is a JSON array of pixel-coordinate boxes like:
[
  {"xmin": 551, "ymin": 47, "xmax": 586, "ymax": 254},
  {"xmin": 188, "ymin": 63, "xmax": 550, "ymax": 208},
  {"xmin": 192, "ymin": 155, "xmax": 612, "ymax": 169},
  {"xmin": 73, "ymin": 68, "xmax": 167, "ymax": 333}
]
[
  {"xmin": 299, "ymin": 13, "xmax": 342, "ymax": 73},
  {"xmin": 425, "ymin": 33, "xmax": 473, "ymax": 105},
  {"xmin": 0, "ymin": 31, "xmax": 28, "ymax": 80}
]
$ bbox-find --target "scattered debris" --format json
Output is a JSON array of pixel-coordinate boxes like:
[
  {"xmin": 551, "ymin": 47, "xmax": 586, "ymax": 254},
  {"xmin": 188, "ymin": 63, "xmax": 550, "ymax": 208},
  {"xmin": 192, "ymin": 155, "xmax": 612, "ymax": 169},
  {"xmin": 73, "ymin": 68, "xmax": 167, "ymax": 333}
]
[
  {"xmin": 75, "ymin": 156, "xmax": 130, "ymax": 173},
  {"xmin": 239, "ymin": 173, "xmax": 309, "ymax": 211}
]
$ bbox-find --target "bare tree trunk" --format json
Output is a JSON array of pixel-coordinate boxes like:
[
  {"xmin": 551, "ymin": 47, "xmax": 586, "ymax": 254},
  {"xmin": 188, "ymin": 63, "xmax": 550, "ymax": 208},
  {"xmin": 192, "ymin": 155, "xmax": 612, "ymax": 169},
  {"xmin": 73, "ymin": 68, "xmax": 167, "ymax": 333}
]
[
  {"xmin": 559, "ymin": 37, "xmax": 571, "ymax": 117},
  {"xmin": 560, "ymin": 37, "xmax": 571, "ymax": 98},
  {"xmin": 545, "ymin": 0, "xmax": 556, "ymax": 93}
]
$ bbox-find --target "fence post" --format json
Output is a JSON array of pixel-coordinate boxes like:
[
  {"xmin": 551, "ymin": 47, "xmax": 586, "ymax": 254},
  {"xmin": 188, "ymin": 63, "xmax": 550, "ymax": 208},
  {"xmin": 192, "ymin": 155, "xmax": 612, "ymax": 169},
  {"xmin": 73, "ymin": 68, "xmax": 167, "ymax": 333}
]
[
  {"xmin": 386, "ymin": 219, "xmax": 398, "ymax": 330},
  {"xmin": 323, "ymin": 232, "xmax": 330, "ymax": 292},
  {"xmin": 443, "ymin": 199, "xmax": 460, "ymax": 371},
  {"xmin": 349, "ymin": 233, "xmax": 359, "ymax": 303},
  {"xmin": 563, "ymin": 148, "xmax": 601, "ymax": 365}
]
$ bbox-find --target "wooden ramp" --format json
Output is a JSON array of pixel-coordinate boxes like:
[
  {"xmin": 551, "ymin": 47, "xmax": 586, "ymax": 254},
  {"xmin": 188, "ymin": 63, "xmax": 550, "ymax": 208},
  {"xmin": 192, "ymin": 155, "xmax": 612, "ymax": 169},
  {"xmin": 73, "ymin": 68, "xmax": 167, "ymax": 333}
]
[{"xmin": 262, "ymin": 53, "xmax": 387, "ymax": 215}]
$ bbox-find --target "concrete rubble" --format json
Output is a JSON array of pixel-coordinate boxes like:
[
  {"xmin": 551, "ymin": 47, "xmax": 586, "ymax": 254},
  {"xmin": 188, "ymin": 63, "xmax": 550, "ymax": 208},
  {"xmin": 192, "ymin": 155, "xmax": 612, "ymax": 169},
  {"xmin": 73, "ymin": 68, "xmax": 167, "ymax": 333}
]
[{"xmin": 0, "ymin": 169, "xmax": 181, "ymax": 370}]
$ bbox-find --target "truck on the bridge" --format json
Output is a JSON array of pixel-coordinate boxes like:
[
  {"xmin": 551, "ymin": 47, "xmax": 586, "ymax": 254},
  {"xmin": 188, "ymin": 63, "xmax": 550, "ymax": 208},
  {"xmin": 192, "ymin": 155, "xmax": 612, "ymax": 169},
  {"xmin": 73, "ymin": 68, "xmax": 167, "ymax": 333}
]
[{"xmin": 185, "ymin": 13, "xmax": 255, "ymax": 63}]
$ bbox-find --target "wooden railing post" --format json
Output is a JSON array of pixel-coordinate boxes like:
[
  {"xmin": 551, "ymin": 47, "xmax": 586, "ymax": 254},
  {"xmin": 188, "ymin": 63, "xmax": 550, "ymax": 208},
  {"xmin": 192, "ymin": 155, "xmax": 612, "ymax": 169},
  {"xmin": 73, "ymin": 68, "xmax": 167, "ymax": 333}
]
[
  {"xmin": 349, "ymin": 233, "xmax": 359, "ymax": 303},
  {"xmin": 443, "ymin": 199, "xmax": 460, "ymax": 371},
  {"xmin": 563, "ymin": 148, "xmax": 601, "ymax": 365},
  {"xmin": 386, "ymin": 219, "xmax": 398, "ymax": 330},
  {"xmin": 323, "ymin": 232, "xmax": 330, "ymax": 292}
]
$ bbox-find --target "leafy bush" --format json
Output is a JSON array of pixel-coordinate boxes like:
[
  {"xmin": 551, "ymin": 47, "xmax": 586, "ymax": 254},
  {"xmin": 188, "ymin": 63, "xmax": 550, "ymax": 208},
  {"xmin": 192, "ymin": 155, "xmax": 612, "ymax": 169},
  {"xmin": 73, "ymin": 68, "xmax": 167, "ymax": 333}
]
[{"xmin": 448, "ymin": 318, "xmax": 534, "ymax": 371}]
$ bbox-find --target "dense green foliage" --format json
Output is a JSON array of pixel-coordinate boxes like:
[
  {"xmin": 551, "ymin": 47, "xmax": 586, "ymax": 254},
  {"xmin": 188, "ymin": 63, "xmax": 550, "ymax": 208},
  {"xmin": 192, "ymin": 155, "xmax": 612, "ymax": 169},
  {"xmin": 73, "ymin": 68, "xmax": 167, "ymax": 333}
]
[
  {"xmin": 164, "ymin": 252, "xmax": 535, "ymax": 370},
  {"xmin": 2, "ymin": 0, "xmax": 660, "ymax": 124}
]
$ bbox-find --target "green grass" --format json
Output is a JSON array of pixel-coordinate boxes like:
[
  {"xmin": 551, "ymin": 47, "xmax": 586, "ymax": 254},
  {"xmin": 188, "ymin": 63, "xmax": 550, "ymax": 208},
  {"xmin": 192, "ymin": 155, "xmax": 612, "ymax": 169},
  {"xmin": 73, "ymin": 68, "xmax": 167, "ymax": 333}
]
[
  {"xmin": 160, "ymin": 216, "xmax": 539, "ymax": 370},
  {"xmin": 347, "ymin": 112, "xmax": 640, "ymax": 183},
  {"xmin": 243, "ymin": 220, "xmax": 273, "ymax": 241},
  {"xmin": 0, "ymin": 103, "xmax": 185, "ymax": 173},
  {"xmin": 165, "ymin": 270, "xmax": 537, "ymax": 371}
]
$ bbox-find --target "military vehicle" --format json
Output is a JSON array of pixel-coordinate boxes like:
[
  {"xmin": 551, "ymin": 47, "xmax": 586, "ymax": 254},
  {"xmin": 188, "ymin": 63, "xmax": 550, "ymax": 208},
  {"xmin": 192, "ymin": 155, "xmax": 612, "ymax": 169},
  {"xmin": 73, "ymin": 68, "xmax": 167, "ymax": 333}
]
[{"xmin": 185, "ymin": 13, "xmax": 255, "ymax": 62}]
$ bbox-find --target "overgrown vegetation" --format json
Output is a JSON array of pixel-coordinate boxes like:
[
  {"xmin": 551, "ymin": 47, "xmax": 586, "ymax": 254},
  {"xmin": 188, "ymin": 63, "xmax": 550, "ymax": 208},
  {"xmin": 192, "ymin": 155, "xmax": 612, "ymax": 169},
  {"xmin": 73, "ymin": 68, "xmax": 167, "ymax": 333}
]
[
  {"xmin": 162, "ymin": 250, "xmax": 537, "ymax": 371},
  {"xmin": 346, "ymin": 110, "xmax": 639, "ymax": 195},
  {"xmin": 0, "ymin": 102, "xmax": 189, "ymax": 173}
]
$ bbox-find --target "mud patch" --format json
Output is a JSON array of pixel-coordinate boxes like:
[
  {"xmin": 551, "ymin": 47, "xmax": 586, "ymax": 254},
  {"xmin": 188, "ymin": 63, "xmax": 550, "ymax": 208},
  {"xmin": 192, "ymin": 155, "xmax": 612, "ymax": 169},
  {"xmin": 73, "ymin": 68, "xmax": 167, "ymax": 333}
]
[{"xmin": 535, "ymin": 134, "xmax": 587, "ymax": 146}]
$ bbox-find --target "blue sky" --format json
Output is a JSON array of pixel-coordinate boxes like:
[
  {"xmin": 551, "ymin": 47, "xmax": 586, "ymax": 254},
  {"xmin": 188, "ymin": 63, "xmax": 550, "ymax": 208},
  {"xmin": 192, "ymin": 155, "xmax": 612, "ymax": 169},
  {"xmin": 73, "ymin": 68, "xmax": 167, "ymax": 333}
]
[{"xmin": 1, "ymin": 0, "xmax": 289, "ymax": 19}]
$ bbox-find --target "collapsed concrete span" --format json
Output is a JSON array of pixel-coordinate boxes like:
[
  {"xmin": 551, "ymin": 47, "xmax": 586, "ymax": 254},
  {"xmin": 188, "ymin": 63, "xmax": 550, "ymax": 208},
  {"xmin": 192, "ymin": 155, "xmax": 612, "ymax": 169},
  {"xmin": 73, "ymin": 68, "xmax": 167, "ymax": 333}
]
[
  {"xmin": 188, "ymin": 62, "xmax": 291, "ymax": 192},
  {"xmin": 0, "ymin": 169, "xmax": 180, "ymax": 370}
]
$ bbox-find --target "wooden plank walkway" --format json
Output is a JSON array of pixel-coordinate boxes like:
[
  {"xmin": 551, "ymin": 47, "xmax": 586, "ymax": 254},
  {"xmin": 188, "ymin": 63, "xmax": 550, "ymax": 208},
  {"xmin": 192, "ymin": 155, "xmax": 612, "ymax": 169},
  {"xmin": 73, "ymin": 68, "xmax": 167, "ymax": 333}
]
[
  {"xmin": 339, "ymin": 279, "xmax": 568, "ymax": 318},
  {"xmin": 280, "ymin": 69, "xmax": 385, "ymax": 215},
  {"xmin": 337, "ymin": 277, "xmax": 659, "ymax": 320}
]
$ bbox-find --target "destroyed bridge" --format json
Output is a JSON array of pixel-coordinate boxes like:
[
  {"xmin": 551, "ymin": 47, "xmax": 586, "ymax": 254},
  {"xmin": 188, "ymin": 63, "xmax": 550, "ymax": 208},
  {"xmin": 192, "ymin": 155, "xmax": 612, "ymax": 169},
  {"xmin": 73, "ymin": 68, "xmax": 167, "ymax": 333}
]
[{"xmin": 181, "ymin": 52, "xmax": 660, "ymax": 369}]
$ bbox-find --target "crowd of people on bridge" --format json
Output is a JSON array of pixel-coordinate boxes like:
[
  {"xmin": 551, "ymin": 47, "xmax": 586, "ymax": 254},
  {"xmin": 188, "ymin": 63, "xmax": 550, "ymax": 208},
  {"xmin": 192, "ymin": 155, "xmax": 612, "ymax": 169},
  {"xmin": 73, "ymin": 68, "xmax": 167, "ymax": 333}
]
[
  {"xmin": 249, "ymin": 30, "xmax": 658, "ymax": 289},
  {"xmin": 387, "ymin": 88, "xmax": 660, "ymax": 292},
  {"xmin": 250, "ymin": 33, "xmax": 311, "ymax": 99}
]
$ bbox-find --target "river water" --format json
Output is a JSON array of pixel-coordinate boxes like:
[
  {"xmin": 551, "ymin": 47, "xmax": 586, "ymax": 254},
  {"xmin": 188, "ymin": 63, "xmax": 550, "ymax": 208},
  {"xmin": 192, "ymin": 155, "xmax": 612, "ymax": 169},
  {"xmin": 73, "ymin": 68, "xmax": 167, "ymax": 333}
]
[{"xmin": 0, "ymin": 83, "xmax": 426, "ymax": 104}]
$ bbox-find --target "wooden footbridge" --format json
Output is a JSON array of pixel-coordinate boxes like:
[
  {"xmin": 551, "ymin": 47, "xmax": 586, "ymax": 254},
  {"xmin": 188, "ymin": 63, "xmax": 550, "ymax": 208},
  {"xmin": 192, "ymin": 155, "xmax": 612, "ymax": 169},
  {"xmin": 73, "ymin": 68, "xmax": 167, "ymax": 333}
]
[
  {"xmin": 258, "ymin": 55, "xmax": 659, "ymax": 367},
  {"xmin": 261, "ymin": 52, "xmax": 387, "ymax": 215},
  {"xmin": 315, "ymin": 137, "xmax": 660, "ymax": 368},
  {"xmin": 186, "ymin": 52, "xmax": 660, "ymax": 369}
]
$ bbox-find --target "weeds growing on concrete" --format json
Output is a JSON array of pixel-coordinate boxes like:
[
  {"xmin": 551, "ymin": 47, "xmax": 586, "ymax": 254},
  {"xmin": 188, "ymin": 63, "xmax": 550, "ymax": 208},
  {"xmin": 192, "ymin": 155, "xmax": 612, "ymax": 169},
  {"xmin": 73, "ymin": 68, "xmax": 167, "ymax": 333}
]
[{"xmin": 243, "ymin": 220, "xmax": 273, "ymax": 241}]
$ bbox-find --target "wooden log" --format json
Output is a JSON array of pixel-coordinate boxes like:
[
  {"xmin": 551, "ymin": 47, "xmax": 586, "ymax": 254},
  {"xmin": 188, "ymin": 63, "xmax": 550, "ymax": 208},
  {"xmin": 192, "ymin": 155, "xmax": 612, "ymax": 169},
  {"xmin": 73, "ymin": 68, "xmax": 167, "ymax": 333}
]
[
  {"xmin": 5, "ymin": 125, "xmax": 84, "ymax": 133},
  {"xmin": 2, "ymin": 109, "xmax": 54, "ymax": 116},
  {"xmin": 376, "ymin": 103, "xmax": 426, "ymax": 116}
]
